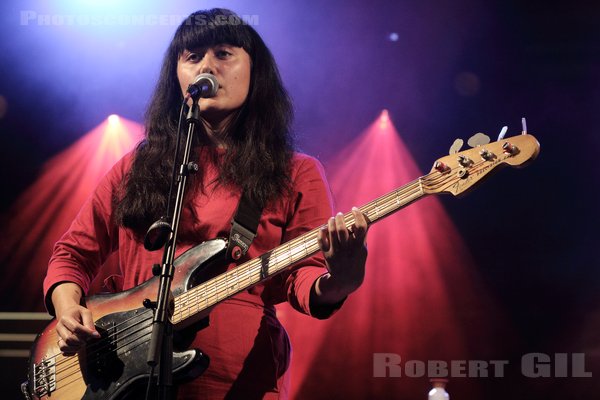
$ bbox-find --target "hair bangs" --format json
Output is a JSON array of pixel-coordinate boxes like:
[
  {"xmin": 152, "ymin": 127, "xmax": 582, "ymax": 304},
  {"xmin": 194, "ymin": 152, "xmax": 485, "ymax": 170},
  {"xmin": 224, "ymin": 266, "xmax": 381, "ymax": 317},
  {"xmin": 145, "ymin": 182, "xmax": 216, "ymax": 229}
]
[{"xmin": 173, "ymin": 9, "xmax": 254, "ymax": 56}]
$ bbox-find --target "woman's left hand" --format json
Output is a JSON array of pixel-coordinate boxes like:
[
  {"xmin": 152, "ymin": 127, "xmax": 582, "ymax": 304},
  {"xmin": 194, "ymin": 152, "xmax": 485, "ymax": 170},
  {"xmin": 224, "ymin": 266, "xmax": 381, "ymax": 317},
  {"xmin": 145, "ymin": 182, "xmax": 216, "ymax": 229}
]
[{"xmin": 316, "ymin": 207, "xmax": 369, "ymax": 303}]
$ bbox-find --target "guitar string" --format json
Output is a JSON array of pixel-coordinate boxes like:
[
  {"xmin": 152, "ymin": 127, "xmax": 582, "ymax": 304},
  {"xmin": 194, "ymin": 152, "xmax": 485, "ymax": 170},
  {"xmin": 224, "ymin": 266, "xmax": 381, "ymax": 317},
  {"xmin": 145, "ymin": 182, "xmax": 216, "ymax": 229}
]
[
  {"xmin": 173, "ymin": 181, "xmax": 427, "ymax": 322},
  {"xmin": 35, "ymin": 155, "xmax": 501, "ymax": 391},
  {"xmin": 43, "ymin": 317, "xmax": 158, "ymax": 389},
  {"xmin": 37, "ymin": 313, "xmax": 155, "ymax": 386},
  {"xmin": 48, "ymin": 317, "xmax": 156, "ymax": 391},
  {"xmin": 44, "ymin": 194, "xmax": 400, "ymax": 385},
  {"xmin": 423, "ymin": 157, "xmax": 495, "ymax": 189},
  {"xmin": 173, "ymin": 177, "xmax": 427, "ymax": 317},
  {"xmin": 42, "ymin": 183, "xmax": 420, "ymax": 387},
  {"xmin": 41, "ymin": 181, "xmax": 428, "ymax": 386},
  {"xmin": 173, "ymin": 187, "xmax": 420, "ymax": 318},
  {"xmin": 173, "ymin": 182, "xmax": 427, "ymax": 319},
  {"xmin": 45, "ymin": 184, "xmax": 425, "ymax": 385},
  {"xmin": 40, "ymin": 307, "xmax": 154, "ymax": 369},
  {"xmin": 36, "ymin": 177, "xmax": 428, "ymax": 387}
]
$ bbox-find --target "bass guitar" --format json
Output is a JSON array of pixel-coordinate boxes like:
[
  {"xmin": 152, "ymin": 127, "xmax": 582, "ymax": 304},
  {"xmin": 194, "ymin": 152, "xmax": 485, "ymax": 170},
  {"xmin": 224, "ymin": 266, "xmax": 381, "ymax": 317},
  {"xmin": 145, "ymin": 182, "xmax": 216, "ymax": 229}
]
[{"xmin": 22, "ymin": 133, "xmax": 540, "ymax": 399}]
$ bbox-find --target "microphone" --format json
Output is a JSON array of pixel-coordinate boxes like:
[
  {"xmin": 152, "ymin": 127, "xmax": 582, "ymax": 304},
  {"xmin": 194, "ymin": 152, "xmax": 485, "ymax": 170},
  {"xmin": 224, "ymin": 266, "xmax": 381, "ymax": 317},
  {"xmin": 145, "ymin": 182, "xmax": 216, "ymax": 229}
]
[{"xmin": 187, "ymin": 73, "xmax": 219, "ymax": 99}]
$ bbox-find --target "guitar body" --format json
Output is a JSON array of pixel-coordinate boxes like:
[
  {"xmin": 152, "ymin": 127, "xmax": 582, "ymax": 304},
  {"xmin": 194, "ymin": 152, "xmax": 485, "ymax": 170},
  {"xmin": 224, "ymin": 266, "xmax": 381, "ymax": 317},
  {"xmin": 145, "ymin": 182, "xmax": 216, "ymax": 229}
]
[{"xmin": 23, "ymin": 239, "xmax": 227, "ymax": 400}]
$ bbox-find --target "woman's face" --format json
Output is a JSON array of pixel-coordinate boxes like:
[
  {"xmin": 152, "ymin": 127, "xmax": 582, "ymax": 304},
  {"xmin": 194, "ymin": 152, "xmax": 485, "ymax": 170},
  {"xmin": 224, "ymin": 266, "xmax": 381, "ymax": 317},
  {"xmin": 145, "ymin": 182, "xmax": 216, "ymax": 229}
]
[{"xmin": 177, "ymin": 44, "xmax": 251, "ymax": 125}]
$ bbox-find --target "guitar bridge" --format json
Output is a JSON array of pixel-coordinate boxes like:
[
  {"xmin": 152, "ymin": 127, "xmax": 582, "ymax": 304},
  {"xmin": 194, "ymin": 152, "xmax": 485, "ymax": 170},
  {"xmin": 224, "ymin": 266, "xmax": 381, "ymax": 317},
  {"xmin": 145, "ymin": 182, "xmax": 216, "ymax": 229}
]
[{"xmin": 32, "ymin": 357, "xmax": 56, "ymax": 397}]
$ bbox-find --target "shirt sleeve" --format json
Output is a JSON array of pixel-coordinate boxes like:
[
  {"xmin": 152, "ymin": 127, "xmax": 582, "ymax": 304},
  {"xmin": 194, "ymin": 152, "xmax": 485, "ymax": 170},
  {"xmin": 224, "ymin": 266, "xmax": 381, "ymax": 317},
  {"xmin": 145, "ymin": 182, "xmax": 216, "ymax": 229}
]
[
  {"xmin": 42, "ymin": 156, "xmax": 128, "ymax": 315},
  {"xmin": 280, "ymin": 155, "xmax": 345, "ymax": 319}
]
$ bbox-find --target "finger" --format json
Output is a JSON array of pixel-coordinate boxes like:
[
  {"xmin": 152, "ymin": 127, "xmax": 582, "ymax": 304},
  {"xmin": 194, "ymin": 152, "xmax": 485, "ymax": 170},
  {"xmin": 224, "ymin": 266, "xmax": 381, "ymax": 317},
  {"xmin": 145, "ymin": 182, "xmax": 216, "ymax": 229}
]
[
  {"xmin": 80, "ymin": 309, "xmax": 100, "ymax": 338},
  {"xmin": 57, "ymin": 338, "xmax": 80, "ymax": 354},
  {"xmin": 55, "ymin": 323, "xmax": 72, "ymax": 342},
  {"xmin": 56, "ymin": 321, "xmax": 85, "ymax": 348},
  {"xmin": 60, "ymin": 322, "xmax": 92, "ymax": 348},
  {"xmin": 60, "ymin": 316, "xmax": 80, "ymax": 333},
  {"xmin": 351, "ymin": 207, "xmax": 368, "ymax": 240},
  {"xmin": 334, "ymin": 212, "xmax": 349, "ymax": 245},
  {"xmin": 64, "ymin": 332, "xmax": 86, "ymax": 347},
  {"xmin": 327, "ymin": 217, "xmax": 340, "ymax": 250},
  {"xmin": 63, "ymin": 315, "xmax": 96, "ymax": 338},
  {"xmin": 317, "ymin": 226, "xmax": 330, "ymax": 252}
]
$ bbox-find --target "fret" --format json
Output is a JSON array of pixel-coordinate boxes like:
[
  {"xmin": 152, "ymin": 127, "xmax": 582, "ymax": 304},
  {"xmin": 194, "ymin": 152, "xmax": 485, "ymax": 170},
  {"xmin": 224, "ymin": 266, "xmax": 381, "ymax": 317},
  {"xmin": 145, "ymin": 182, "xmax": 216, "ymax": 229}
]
[
  {"xmin": 310, "ymin": 233, "xmax": 317, "ymax": 254},
  {"xmin": 251, "ymin": 262, "xmax": 261, "ymax": 285},
  {"xmin": 282, "ymin": 246, "xmax": 290, "ymax": 267},
  {"xmin": 269, "ymin": 250, "xmax": 279, "ymax": 274},
  {"xmin": 188, "ymin": 293, "xmax": 194, "ymax": 318},
  {"xmin": 291, "ymin": 242, "xmax": 300, "ymax": 264},
  {"xmin": 215, "ymin": 278, "xmax": 221, "ymax": 303},
  {"xmin": 243, "ymin": 264, "xmax": 253, "ymax": 287},
  {"xmin": 280, "ymin": 246, "xmax": 289, "ymax": 267},
  {"xmin": 224, "ymin": 273, "xmax": 231, "ymax": 296},
  {"xmin": 260, "ymin": 256, "xmax": 269, "ymax": 280},
  {"xmin": 234, "ymin": 267, "xmax": 240, "ymax": 292},
  {"xmin": 374, "ymin": 197, "xmax": 381, "ymax": 220},
  {"xmin": 285, "ymin": 242, "xmax": 293, "ymax": 269},
  {"xmin": 301, "ymin": 235, "xmax": 309, "ymax": 260},
  {"xmin": 201, "ymin": 282, "xmax": 208, "ymax": 310},
  {"xmin": 180, "ymin": 296, "xmax": 187, "ymax": 321},
  {"xmin": 268, "ymin": 251, "xmax": 277, "ymax": 277},
  {"xmin": 183, "ymin": 294, "xmax": 189, "ymax": 321},
  {"xmin": 383, "ymin": 192, "xmax": 394, "ymax": 210},
  {"xmin": 249, "ymin": 261, "xmax": 258, "ymax": 284}
]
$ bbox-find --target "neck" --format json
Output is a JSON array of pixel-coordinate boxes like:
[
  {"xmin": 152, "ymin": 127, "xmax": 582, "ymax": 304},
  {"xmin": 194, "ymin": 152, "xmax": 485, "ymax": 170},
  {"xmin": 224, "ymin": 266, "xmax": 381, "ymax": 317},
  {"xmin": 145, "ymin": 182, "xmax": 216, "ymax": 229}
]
[{"xmin": 199, "ymin": 111, "xmax": 240, "ymax": 149}]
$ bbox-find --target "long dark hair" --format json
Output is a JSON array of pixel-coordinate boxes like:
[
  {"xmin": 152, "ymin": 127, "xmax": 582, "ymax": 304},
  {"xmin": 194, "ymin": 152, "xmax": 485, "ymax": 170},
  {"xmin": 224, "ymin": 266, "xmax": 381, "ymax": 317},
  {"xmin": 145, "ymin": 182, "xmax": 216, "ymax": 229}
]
[{"xmin": 115, "ymin": 9, "xmax": 294, "ymax": 234}]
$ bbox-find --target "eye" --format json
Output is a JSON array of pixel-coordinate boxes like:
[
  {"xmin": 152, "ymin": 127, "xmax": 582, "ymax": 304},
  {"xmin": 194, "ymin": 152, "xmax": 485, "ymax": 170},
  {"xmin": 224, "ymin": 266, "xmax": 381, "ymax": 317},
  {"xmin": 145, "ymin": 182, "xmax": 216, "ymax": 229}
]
[
  {"xmin": 186, "ymin": 52, "xmax": 200, "ymax": 62},
  {"xmin": 216, "ymin": 49, "xmax": 233, "ymax": 59},
  {"xmin": 182, "ymin": 49, "xmax": 206, "ymax": 63}
]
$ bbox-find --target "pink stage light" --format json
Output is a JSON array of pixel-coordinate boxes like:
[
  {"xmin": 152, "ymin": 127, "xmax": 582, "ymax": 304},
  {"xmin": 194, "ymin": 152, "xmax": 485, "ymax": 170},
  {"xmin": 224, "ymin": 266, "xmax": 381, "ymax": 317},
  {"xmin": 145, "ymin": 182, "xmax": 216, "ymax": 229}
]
[
  {"xmin": 278, "ymin": 110, "xmax": 510, "ymax": 399},
  {"xmin": 0, "ymin": 115, "xmax": 143, "ymax": 311}
]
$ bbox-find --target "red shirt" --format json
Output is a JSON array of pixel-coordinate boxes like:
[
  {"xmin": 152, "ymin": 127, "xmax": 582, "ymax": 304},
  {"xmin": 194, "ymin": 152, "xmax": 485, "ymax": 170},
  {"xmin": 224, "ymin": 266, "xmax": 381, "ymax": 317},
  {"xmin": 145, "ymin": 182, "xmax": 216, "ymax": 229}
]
[{"xmin": 44, "ymin": 150, "xmax": 336, "ymax": 399}]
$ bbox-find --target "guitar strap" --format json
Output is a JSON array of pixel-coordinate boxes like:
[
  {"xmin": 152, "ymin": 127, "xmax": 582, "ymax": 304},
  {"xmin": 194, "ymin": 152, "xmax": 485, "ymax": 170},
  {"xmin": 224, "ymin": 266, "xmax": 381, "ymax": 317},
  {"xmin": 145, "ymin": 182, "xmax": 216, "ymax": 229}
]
[{"xmin": 226, "ymin": 191, "xmax": 263, "ymax": 261}]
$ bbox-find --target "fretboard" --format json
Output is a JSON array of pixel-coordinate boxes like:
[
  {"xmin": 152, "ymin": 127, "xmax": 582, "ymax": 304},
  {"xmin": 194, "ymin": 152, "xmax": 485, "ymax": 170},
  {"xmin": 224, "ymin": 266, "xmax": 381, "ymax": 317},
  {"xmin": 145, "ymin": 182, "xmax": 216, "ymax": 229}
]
[{"xmin": 171, "ymin": 177, "xmax": 426, "ymax": 325}]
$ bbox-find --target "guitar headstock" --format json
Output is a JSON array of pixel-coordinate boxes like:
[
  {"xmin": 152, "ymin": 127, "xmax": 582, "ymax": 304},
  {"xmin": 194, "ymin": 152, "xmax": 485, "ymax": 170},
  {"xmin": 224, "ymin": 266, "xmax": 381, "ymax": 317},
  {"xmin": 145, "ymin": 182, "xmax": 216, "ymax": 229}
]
[{"xmin": 423, "ymin": 134, "xmax": 540, "ymax": 196}]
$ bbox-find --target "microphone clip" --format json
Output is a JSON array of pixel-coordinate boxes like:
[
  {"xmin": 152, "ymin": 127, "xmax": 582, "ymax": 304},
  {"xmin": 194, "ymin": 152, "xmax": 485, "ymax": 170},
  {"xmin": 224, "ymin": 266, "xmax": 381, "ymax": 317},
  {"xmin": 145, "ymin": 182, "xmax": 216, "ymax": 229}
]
[{"xmin": 144, "ymin": 216, "xmax": 172, "ymax": 251}]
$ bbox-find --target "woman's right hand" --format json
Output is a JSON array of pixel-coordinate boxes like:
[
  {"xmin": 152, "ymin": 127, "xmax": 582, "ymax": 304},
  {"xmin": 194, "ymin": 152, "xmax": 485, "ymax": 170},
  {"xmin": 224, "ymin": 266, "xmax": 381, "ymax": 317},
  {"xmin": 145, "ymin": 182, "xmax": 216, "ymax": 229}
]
[{"xmin": 52, "ymin": 283, "xmax": 100, "ymax": 356}]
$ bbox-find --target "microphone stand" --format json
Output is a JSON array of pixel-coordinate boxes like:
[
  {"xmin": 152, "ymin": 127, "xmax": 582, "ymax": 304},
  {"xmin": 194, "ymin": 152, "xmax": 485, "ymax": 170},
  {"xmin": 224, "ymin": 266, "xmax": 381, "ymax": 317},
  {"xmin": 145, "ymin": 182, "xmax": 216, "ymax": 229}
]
[{"xmin": 146, "ymin": 97, "xmax": 201, "ymax": 400}]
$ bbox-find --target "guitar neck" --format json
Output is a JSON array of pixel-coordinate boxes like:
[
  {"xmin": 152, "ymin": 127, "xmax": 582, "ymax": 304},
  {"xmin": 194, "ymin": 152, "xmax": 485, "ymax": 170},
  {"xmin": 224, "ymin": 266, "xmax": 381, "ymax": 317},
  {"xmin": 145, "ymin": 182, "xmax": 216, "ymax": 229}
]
[{"xmin": 171, "ymin": 177, "xmax": 426, "ymax": 325}]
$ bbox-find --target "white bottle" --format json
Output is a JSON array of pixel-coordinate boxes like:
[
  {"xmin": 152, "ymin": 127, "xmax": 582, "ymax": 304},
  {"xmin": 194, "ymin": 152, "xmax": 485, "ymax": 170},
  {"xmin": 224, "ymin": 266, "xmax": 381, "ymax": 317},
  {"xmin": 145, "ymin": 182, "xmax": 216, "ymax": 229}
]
[{"xmin": 428, "ymin": 379, "xmax": 449, "ymax": 400}]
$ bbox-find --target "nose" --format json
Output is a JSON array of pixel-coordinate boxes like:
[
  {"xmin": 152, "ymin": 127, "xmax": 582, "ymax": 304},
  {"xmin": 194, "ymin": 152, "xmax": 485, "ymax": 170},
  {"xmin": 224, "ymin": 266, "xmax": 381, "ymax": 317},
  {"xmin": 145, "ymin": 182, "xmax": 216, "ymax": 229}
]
[{"xmin": 198, "ymin": 51, "xmax": 217, "ymax": 75}]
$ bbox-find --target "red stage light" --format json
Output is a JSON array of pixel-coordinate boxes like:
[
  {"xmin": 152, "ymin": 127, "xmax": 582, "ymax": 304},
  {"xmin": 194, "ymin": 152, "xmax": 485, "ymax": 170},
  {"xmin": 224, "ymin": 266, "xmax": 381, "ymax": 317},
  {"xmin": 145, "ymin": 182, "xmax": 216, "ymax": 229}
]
[
  {"xmin": 0, "ymin": 116, "xmax": 143, "ymax": 311},
  {"xmin": 278, "ymin": 110, "xmax": 508, "ymax": 399}
]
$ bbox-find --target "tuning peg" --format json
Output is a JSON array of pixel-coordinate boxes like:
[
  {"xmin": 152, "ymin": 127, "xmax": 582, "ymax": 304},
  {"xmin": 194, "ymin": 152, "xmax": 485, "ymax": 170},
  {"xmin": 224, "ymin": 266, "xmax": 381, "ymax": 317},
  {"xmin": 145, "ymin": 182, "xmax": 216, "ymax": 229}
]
[
  {"xmin": 521, "ymin": 117, "xmax": 528, "ymax": 134},
  {"xmin": 449, "ymin": 138, "xmax": 464, "ymax": 155},
  {"xmin": 434, "ymin": 161, "xmax": 450, "ymax": 173},
  {"xmin": 467, "ymin": 132, "xmax": 490, "ymax": 147},
  {"xmin": 457, "ymin": 154, "xmax": 473, "ymax": 167},
  {"xmin": 497, "ymin": 126, "xmax": 508, "ymax": 141},
  {"xmin": 502, "ymin": 141, "xmax": 517, "ymax": 154}
]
